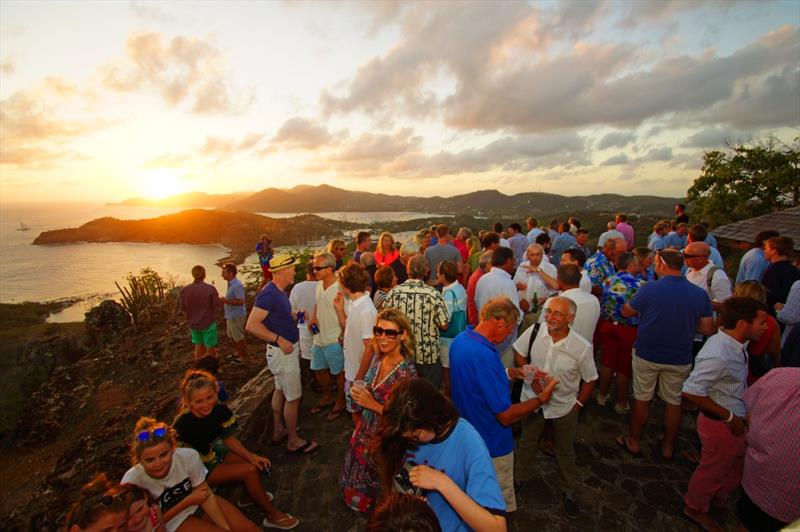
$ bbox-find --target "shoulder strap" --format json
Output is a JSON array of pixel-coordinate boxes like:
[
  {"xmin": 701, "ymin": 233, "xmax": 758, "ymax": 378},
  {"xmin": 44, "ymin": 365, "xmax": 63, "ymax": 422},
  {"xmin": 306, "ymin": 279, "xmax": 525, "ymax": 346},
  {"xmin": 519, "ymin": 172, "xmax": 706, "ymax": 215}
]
[
  {"xmin": 446, "ymin": 288, "xmax": 461, "ymax": 311},
  {"xmin": 706, "ymin": 265, "xmax": 721, "ymax": 292},
  {"xmin": 526, "ymin": 322, "xmax": 542, "ymax": 360}
]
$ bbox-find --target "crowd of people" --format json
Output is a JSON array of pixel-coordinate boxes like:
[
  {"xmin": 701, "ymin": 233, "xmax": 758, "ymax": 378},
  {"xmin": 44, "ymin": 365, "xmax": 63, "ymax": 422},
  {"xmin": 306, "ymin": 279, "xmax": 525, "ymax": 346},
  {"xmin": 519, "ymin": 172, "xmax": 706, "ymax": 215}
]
[{"xmin": 67, "ymin": 206, "xmax": 800, "ymax": 532}]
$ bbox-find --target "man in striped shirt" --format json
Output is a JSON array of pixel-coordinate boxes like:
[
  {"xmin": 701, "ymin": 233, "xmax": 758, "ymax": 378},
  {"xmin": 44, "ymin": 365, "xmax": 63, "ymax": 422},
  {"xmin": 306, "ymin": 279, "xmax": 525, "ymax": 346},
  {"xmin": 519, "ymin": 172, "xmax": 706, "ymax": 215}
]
[{"xmin": 681, "ymin": 297, "xmax": 769, "ymax": 531}]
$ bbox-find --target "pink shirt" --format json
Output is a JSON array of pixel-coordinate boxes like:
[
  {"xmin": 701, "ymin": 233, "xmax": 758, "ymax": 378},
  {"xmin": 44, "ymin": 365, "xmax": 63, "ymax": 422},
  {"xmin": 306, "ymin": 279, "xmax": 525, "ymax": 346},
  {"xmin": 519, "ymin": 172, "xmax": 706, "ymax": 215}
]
[
  {"xmin": 742, "ymin": 367, "xmax": 800, "ymax": 523},
  {"xmin": 466, "ymin": 268, "xmax": 485, "ymax": 326},
  {"xmin": 616, "ymin": 221, "xmax": 635, "ymax": 250},
  {"xmin": 374, "ymin": 248, "xmax": 399, "ymax": 267},
  {"xmin": 453, "ymin": 239, "xmax": 468, "ymax": 261}
]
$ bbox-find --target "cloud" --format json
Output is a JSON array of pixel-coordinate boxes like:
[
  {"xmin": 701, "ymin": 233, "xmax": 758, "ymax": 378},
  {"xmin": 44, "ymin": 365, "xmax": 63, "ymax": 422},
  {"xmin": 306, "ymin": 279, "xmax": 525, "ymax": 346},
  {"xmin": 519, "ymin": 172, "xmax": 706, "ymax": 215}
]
[
  {"xmin": 305, "ymin": 128, "xmax": 589, "ymax": 179},
  {"xmin": 271, "ymin": 117, "xmax": 332, "ymax": 150},
  {"xmin": 99, "ymin": 32, "xmax": 252, "ymax": 114},
  {"xmin": 644, "ymin": 147, "xmax": 673, "ymax": 161},
  {"xmin": 129, "ymin": 1, "xmax": 178, "ymax": 23},
  {"xmin": 597, "ymin": 131, "xmax": 636, "ymax": 149},
  {"xmin": 618, "ymin": 0, "xmax": 735, "ymax": 28},
  {"xmin": 681, "ymin": 127, "xmax": 752, "ymax": 149},
  {"xmin": 601, "ymin": 153, "xmax": 630, "ymax": 165},
  {"xmin": 0, "ymin": 84, "xmax": 111, "ymax": 167}
]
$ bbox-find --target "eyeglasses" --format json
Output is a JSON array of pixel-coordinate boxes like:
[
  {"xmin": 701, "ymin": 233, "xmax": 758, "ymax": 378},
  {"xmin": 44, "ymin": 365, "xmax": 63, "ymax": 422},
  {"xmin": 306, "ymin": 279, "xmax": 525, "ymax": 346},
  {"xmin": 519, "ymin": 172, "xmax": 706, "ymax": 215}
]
[
  {"xmin": 313, "ymin": 265, "xmax": 332, "ymax": 272},
  {"xmin": 373, "ymin": 326, "xmax": 401, "ymax": 339},
  {"xmin": 137, "ymin": 426, "xmax": 168, "ymax": 442}
]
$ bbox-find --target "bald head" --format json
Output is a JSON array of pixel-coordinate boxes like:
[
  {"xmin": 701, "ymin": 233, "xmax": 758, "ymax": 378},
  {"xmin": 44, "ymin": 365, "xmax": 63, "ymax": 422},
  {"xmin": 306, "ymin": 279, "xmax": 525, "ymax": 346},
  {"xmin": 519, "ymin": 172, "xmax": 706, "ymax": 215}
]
[{"xmin": 685, "ymin": 242, "xmax": 710, "ymax": 258}]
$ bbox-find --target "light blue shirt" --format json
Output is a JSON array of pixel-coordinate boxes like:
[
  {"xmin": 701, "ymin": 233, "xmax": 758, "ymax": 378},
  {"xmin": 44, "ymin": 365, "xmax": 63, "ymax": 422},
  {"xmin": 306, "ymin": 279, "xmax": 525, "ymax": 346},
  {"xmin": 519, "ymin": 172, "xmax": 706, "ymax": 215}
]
[
  {"xmin": 708, "ymin": 246, "xmax": 724, "ymax": 268},
  {"xmin": 665, "ymin": 231, "xmax": 687, "ymax": 249},
  {"xmin": 648, "ymin": 234, "xmax": 667, "ymax": 252},
  {"xmin": 777, "ymin": 280, "xmax": 800, "ymax": 347},
  {"xmin": 683, "ymin": 330, "xmax": 749, "ymax": 416},
  {"xmin": 551, "ymin": 232, "xmax": 576, "ymax": 265},
  {"xmin": 475, "ymin": 267, "xmax": 522, "ymax": 324},
  {"xmin": 736, "ymin": 248, "xmax": 768, "ymax": 283},
  {"xmin": 224, "ymin": 278, "xmax": 246, "ymax": 319},
  {"xmin": 527, "ymin": 228, "xmax": 543, "ymax": 244}
]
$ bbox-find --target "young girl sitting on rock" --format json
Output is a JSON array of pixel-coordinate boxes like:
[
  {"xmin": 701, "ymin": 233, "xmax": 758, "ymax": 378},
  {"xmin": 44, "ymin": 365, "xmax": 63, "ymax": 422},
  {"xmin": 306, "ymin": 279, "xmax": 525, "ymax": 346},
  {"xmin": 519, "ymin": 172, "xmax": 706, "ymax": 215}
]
[
  {"xmin": 172, "ymin": 369, "xmax": 299, "ymax": 530},
  {"xmin": 121, "ymin": 417, "xmax": 259, "ymax": 532},
  {"xmin": 65, "ymin": 473, "xmax": 128, "ymax": 532}
]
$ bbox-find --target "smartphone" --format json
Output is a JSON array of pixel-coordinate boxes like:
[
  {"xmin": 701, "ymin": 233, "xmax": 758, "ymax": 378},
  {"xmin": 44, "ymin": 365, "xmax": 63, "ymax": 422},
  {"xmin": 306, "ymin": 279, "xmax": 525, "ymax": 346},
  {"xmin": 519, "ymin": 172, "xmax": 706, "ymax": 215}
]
[{"xmin": 392, "ymin": 462, "xmax": 422, "ymax": 497}]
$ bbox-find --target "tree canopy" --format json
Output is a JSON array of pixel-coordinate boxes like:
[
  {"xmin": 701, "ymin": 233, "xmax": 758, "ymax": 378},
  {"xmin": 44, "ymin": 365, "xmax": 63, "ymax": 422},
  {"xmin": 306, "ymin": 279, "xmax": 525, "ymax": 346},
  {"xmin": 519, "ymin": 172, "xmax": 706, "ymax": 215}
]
[{"xmin": 686, "ymin": 137, "xmax": 799, "ymax": 226}]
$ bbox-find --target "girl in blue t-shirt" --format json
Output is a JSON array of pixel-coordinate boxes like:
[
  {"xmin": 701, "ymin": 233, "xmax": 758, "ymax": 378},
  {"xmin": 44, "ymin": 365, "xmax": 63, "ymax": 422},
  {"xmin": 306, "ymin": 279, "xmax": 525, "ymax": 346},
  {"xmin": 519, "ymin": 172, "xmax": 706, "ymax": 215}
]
[{"xmin": 375, "ymin": 378, "xmax": 507, "ymax": 532}]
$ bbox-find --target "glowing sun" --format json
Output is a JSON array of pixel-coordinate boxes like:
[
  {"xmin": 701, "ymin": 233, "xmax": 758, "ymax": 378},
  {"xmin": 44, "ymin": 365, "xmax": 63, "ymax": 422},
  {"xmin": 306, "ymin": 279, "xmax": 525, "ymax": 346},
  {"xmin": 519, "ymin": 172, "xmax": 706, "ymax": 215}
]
[{"xmin": 137, "ymin": 168, "xmax": 187, "ymax": 200}]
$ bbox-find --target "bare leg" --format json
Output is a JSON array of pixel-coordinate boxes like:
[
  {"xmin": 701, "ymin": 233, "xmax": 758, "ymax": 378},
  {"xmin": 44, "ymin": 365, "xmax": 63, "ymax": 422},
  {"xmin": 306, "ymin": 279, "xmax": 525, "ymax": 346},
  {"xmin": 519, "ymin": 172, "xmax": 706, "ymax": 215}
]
[
  {"xmin": 615, "ymin": 373, "xmax": 630, "ymax": 408},
  {"xmin": 315, "ymin": 370, "xmax": 332, "ymax": 407},
  {"xmin": 283, "ymin": 398, "xmax": 303, "ymax": 448},
  {"xmin": 272, "ymin": 390, "xmax": 286, "ymax": 440},
  {"xmin": 194, "ymin": 344, "xmax": 207, "ymax": 359},
  {"xmin": 661, "ymin": 403, "xmax": 682, "ymax": 459},
  {"xmin": 206, "ymin": 346, "xmax": 218, "ymax": 358},
  {"xmin": 207, "ymin": 454, "xmax": 293, "ymax": 525},
  {"xmin": 597, "ymin": 367, "xmax": 613, "ymax": 397},
  {"xmin": 177, "ymin": 515, "xmax": 229, "ymax": 531},
  {"xmin": 212, "ymin": 497, "xmax": 263, "ymax": 532},
  {"xmin": 627, "ymin": 399, "xmax": 650, "ymax": 453},
  {"xmin": 234, "ymin": 340, "xmax": 247, "ymax": 359},
  {"xmin": 333, "ymin": 372, "xmax": 346, "ymax": 411}
]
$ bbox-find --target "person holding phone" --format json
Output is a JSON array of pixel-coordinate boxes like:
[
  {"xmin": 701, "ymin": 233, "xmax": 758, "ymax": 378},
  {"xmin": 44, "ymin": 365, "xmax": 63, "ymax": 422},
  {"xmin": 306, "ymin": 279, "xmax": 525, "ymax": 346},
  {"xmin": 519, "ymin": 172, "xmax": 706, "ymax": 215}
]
[{"xmin": 375, "ymin": 378, "xmax": 507, "ymax": 532}]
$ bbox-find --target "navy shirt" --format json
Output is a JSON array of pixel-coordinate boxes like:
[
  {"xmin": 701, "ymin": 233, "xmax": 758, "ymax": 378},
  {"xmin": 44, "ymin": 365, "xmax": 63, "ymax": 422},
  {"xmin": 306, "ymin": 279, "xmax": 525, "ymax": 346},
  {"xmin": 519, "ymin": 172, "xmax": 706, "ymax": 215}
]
[
  {"xmin": 449, "ymin": 328, "xmax": 513, "ymax": 457},
  {"xmin": 630, "ymin": 276, "xmax": 712, "ymax": 365},
  {"xmin": 254, "ymin": 283, "xmax": 299, "ymax": 343}
]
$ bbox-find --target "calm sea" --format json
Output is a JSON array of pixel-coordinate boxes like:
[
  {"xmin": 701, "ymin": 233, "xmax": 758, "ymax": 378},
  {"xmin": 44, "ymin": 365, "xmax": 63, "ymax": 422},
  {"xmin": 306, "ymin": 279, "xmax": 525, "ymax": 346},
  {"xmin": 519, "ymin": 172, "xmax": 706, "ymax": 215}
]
[{"xmin": 0, "ymin": 203, "xmax": 432, "ymax": 322}]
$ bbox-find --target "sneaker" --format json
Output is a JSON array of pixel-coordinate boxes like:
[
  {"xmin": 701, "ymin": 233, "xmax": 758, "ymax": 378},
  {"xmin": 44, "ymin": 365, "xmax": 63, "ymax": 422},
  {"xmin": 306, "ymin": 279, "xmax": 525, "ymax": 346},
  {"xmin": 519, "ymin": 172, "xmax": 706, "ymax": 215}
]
[
  {"xmin": 596, "ymin": 393, "xmax": 609, "ymax": 407},
  {"xmin": 614, "ymin": 402, "xmax": 630, "ymax": 414},
  {"xmin": 563, "ymin": 494, "xmax": 580, "ymax": 520}
]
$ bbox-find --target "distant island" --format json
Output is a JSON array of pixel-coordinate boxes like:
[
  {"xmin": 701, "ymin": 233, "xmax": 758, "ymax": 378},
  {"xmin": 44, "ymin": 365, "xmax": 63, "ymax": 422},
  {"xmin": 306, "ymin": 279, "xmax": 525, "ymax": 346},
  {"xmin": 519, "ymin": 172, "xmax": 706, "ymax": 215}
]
[
  {"xmin": 32, "ymin": 209, "xmax": 358, "ymax": 264},
  {"xmin": 113, "ymin": 184, "xmax": 680, "ymax": 216}
]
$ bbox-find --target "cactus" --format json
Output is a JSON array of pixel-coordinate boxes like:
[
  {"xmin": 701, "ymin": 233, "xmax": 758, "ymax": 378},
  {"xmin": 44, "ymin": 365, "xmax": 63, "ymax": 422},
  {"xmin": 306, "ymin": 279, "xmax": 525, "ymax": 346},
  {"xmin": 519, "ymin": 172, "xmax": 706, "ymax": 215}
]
[{"xmin": 115, "ymin": 268, "xmax": 169, "ymax": 328}]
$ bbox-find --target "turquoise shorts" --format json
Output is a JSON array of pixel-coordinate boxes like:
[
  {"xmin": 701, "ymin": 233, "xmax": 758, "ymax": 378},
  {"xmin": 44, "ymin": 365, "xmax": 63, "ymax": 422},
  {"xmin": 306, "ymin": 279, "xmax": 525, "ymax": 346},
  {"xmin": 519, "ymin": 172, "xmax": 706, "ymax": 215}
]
[
  {"xmin": 190, "ymin": 322, "xmax": 218, "ymax": 347},
  {"xmin": 310, "ymin": 343, "xmax": 344, "ymax": 375}
]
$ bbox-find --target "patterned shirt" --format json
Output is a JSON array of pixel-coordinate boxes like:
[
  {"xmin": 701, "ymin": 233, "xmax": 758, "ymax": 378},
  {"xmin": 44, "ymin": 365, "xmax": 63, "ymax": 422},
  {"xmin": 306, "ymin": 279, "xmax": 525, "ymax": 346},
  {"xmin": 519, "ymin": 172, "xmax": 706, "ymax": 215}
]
[
  {"xmin": 682, "ymin": 331, "xmax": 749, "ymax": 416},
  {"xmin": 600, "ymin": 271, "xmax": 644, "ymax": 326},
  {"xmin": 742, "ymin": 368, "xmax": 800, "ymax": 523},
  {"xmin": 585, "ymin": 250, "xmax": 615, "ymax": 288},
  {"xmin": 508, "ymin": 233, "xmax": 529, "ymax": 267},
  {"xmin": 385, "ymin": 279, "xmax": 448, "ymax": 365}
]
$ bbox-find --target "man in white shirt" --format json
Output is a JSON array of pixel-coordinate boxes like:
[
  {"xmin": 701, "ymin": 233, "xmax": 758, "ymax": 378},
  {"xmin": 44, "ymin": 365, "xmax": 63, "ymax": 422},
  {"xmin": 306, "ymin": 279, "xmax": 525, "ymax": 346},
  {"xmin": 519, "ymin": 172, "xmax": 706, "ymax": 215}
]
[
  {"xmin": 685, "ymin": 242, "xmax": 731, "ymax": 313},
  {"xmin": 289, "ymin": 262, "xmax": 319, "ymax": 389},
  {"xmin": 477, "ymin": 247, "xmax": 525, "ymax": 367},
  {"xmin": 513, "ymin": 297, "xmax": 598, "ymax": 519},
  {"xmin": 561, "ymin": 248, "xmax": 592, "ymax": 294},
  {"xmin": 513, "ymin": 243, "xmax": 557, "ymax": 318},
  {"xmin": 538, "ymin": 264, "xmax": 600, "ymax": 344}
]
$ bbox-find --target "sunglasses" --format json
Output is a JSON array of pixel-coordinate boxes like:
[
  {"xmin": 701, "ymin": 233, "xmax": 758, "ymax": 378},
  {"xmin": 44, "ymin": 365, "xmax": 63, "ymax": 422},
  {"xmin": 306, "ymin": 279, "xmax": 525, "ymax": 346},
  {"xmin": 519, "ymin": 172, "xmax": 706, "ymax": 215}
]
[
  {"xmin": 313, "ymin": 265, "xmax": 332, "ymax": 272},
  {"xmin": 137, "ymin": 426, "xmax": 168, "ymax": 442},
  {"xmin": 373, "ymin": 326, "xmax": 402, "ymax": 339},
  {"xmin": 98, "ymin": 492, "xmax": 125, "ymax": 506}
]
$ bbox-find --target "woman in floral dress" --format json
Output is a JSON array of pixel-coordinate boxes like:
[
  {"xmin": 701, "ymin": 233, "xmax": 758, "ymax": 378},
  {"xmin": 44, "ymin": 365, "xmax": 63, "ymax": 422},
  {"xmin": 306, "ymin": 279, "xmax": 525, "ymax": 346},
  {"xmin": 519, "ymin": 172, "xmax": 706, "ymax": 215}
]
[{"xmin": 340, "ymin": 308, "xmax": 417, "ymax": 512}]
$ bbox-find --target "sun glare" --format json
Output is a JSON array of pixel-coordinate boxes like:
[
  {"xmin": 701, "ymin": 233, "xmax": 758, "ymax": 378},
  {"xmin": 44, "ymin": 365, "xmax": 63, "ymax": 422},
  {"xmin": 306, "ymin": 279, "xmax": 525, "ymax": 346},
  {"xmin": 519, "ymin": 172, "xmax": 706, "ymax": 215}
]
[{"xmin": 138, "ymin": 168, "xmax": 187, "ymax": 200}]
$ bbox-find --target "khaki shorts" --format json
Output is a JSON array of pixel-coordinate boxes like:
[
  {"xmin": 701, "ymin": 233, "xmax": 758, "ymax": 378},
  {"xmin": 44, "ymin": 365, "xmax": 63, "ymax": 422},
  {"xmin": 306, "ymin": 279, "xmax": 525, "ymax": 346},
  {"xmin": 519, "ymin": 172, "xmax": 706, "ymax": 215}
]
[
  {"xmin": 492, "ymin": 452, "xmax": 516, "ymax": 512},
  {"xmin": 226, "ymin": 316, "xmax": 246, "ymax": 342},
  {"xmin": 439, "ymin": 341, "xmax": 451, "ymax": 369},
  {"xmin": 266, "ymin": 344, "xmax": 302, "ymax": 402},
  {"xmin": 632, "ymin": 354, "xmax": 691, "ymax": 406}
]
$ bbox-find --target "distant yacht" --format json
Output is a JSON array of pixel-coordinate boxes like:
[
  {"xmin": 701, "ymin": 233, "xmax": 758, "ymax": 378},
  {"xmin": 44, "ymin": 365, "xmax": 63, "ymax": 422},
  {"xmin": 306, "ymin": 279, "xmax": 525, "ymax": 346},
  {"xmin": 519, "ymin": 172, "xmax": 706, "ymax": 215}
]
[{"xmin": 17, "ymin": 219, "xmax": 30, "ymax": 231}]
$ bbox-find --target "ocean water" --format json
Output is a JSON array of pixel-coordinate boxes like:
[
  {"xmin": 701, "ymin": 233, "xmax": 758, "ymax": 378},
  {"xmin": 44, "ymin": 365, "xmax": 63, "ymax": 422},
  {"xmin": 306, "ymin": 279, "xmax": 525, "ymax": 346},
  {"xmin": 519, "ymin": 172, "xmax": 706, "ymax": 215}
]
[{"xmin": 0, "ymin": 204, "xmax": 433, "ymax": 322}]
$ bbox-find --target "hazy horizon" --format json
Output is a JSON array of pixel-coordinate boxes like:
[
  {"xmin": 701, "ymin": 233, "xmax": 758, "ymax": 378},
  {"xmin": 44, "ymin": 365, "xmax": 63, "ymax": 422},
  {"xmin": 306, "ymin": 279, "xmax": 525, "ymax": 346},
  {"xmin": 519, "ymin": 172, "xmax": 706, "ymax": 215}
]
[{"xmin": 2, "ymin": 1, "xmax": 798, "ymax": 203}]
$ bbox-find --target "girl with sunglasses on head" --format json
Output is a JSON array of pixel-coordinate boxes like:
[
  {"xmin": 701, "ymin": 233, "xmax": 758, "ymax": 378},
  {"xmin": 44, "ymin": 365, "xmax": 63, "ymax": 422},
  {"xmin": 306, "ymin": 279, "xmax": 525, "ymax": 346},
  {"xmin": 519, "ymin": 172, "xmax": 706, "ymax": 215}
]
[
  {"xmin": 121, "ymin": 417, "xmax": 260, "ymax": 532},
  {"xmin": 374, "ymin": 378, "xmax": 507, "ymax": 532},
  {"xmin": 65, "ymin": 473, "xmax": 128, "ymax": 532},
  {"xmin": 172, "ymin": 369, "xmax": 299, "ymax": 530},
  {"xmin": 339, "ymin": 308, "xmax": 418, "ymax": 512}
]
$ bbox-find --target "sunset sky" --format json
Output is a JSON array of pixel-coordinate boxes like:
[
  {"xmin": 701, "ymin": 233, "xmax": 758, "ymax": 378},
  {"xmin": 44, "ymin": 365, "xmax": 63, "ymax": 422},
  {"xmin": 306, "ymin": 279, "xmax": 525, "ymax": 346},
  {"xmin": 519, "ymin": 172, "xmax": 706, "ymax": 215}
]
[{"xmin": 1, "ymin": 0, "xmax": 798, "ymax": 203}]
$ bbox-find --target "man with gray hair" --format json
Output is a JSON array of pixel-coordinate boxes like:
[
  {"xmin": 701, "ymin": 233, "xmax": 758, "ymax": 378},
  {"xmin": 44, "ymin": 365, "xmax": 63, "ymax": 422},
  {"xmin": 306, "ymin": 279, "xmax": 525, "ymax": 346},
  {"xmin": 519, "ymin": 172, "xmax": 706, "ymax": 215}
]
[
  {"xmin": 514, "ymin": 243, "xmax": 557, "ymax": 331},
  {"xmin": 451, "ymin": 296, "xmax": 558, "ymax": 513},
  {"xmin": 514, "ymin": 296, "xmax": 598, "ymax": 519},
  {"xmin": 390, "ymin": 240, "xmax": 418, "ymax": 285},
  {"xmin": 385, "ymin": 254, "xmax": 448, "ymax": 387}
]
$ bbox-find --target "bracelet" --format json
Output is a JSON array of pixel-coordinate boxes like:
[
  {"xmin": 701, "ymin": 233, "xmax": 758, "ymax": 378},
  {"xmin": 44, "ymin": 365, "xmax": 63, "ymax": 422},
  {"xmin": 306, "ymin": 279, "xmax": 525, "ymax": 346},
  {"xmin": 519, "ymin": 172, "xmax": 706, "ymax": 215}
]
[
  {"xmin": 576, "ymin": 399, "xmax": 584, "ymax": 408},
  {"xmin": 724, "ymin": 410, "xmax": 734, "ymax": 423},
  {"xmin": 275, "ymin": 335, "xmax": 281, "ymax": 343}
]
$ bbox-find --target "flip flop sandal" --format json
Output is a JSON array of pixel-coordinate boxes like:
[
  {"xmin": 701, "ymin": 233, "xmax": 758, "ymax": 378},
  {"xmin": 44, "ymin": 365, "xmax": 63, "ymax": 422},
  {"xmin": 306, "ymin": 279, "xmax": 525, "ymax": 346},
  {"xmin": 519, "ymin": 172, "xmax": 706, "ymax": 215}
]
[
  {"xmin": 288, "ymin": 440, "xmax": 319, "ymax": 454},
  {"xmin": 615, "ymin": 435, "xmax": 642, "ymax": 457},
  {"xmin": 262, "ymin": 514, "xmax": 299, "ymax": 530},
  {"xmin": 309, "ymin": 402, "xmax": 334, "ymax": 414},
  {"xmin": 236, "ymin": 490, "xmax": 273, "ymax": 508}
]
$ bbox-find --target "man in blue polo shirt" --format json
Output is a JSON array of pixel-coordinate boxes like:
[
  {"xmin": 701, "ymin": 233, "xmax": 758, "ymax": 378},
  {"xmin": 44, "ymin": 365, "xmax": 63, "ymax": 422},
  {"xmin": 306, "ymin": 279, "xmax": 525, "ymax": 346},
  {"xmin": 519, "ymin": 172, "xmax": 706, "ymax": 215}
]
[
  {"xmin": 450, "ymin": 296, "xmax": 558, "ymax": 513},
  {"xmin": 616, "ymin": 248, "xmax": 715, "ymax": 461}
]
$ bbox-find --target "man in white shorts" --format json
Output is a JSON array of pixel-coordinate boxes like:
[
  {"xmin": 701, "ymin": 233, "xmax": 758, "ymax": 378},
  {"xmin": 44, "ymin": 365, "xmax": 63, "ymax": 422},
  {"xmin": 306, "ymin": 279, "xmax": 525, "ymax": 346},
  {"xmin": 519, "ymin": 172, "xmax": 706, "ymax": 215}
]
[
  {"xmin": 246, "ymin": 254, "xmax": 318, "ymax": 453},
  {"xmin": 289, "ymin": 262, "xmax": 318, "ymax": 389}
]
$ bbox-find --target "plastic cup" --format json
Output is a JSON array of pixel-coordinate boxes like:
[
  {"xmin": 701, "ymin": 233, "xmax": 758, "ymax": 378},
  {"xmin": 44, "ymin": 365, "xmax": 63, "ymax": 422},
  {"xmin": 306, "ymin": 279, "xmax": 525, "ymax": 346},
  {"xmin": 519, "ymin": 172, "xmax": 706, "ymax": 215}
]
[
  {"xmin": 522, "ymin": 365, "xmax": 535, "ymax": 385},
  {"xmin": 352, "ymin": 380, "xmax": 367, "ymax": 391}
]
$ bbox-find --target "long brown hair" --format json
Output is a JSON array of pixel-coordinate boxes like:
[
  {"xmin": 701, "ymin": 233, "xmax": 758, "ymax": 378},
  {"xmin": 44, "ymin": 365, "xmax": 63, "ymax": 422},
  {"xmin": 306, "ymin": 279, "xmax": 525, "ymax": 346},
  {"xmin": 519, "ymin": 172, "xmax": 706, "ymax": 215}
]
[
  {"xmin": 371, "ymin": 378, "xmax": 459, "ymax": 489},
  {"xmin": 64, "ymin": 473, "xmax": 127, "ymax": 531},
  {"xmin": 371, "ymin": 308, "xmax": 416, "ymax": 361}
]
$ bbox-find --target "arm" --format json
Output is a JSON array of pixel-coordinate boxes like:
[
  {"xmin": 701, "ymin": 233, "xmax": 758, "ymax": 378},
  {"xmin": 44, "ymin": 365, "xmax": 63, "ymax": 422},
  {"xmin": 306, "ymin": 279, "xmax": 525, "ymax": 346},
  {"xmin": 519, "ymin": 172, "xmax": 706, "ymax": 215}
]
[
  {"xmin": 495, "ymin": 378, "xmax": 558, "ymax": 426},
  {"xmin": 223, "ymin": 435, "xmax": 270, "ymax": 470},
  {"xmin": 573, "ymin": 379, "xmax": 597, "ymax": 413},
  {"xmin": 354, "ymin": 339, "xmax": 374, "ymax": 381},
  {"xmin": 245, "ymin": 307, "xmax": 293, "ymax": 353},
  {"xmin": 161, "ymin": 482, "xmax": 219, "ymax": 526},
  {"xmin": 537, "ymin": 268, "xmax": 559, "ymax": 290},
  {"xmin": 621, "ymin": 303, "xmax": 638, "ymax": 318},
  {"xmin": 682, "ymin": 393, "xmax": 747, "ymax": 436},
  {"xmin": 333, "ymin": 292, "xmax": 347, "ymax": 330},
  {"xmin": 308, "ymin": 304, "xmax": 318, "ymax": 332},
  {"xmin": 408, "ymin": 467, "xmax": 507, "ymax": 532},
  {"xmin": 696, "ymin": 316, "xmax": 715, "ymax": 337},
  {"xmin": 198, "ymin": 487, "xmax": 231, "ymax": 530}
]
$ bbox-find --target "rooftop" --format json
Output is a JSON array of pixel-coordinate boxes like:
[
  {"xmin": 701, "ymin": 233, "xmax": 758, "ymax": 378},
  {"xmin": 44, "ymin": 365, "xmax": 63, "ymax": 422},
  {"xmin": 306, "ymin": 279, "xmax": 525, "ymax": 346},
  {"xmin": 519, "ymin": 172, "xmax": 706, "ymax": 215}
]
[{"xmin": 713, "ymin": 206, "xmax": 800, "ymax": 250}]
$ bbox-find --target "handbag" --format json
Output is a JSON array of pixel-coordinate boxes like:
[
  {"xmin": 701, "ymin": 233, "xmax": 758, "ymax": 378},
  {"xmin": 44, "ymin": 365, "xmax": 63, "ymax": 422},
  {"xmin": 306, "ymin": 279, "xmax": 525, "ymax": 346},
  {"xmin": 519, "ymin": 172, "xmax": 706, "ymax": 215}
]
[{"xmin": 441, "ymin": 289, "xmax": 467, "ymax": 339}]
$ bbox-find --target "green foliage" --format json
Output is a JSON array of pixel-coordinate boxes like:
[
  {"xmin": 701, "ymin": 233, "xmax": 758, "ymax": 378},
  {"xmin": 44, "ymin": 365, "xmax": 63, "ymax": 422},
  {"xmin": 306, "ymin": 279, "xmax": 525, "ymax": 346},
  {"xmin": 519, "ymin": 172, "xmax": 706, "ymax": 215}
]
[
  {"xmin": 115, "ymin": 267, "xmax": 170, "ymax": 327},
  {"xmin": 687, "ymin": 137, "xmax": 799, "ymax": 226}
]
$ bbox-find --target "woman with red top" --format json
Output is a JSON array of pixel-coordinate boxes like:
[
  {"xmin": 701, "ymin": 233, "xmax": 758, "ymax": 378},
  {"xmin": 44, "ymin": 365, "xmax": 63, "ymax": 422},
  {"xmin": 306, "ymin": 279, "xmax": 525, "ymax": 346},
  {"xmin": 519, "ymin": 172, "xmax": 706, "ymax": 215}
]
[
  {"xmin": 734, "ymin": 281, "xmax": 781, "ymax": 384},
  {"xmin": 373, "ymin": 232, "xmax": 399, "ymax": 267}
]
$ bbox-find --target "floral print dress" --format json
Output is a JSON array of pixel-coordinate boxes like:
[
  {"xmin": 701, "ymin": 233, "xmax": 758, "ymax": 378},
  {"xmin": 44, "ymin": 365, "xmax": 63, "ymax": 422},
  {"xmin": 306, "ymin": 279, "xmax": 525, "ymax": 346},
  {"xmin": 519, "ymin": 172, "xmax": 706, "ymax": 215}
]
[{"xmin": 339, "ymin": 354, "xmax": 416, "ymax": 512}]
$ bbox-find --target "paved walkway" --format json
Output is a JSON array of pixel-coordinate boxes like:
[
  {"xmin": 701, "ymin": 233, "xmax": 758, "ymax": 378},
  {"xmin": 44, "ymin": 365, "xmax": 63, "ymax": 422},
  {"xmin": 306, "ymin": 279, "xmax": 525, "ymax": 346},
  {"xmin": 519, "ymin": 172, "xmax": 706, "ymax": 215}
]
[{"xmin": 236, "ymin": 380, "xmax": 737, "ymax": 531}]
